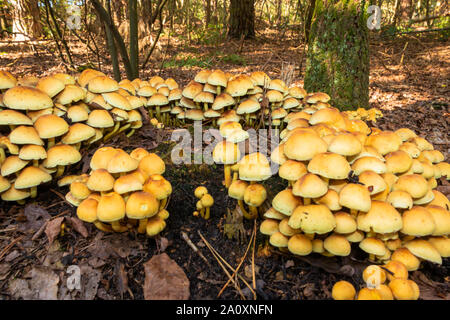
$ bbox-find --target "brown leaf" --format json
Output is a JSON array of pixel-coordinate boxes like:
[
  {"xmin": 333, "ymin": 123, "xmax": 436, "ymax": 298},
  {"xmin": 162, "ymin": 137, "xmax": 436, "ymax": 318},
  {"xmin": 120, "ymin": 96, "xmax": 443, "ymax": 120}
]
[
  {"xmin": 45, "ymin": 217, "xmax": 64, "ymax": 247},
  {"xmin": 10, "ymin": 266, "xmax": 59, "ymax": 300},
  {"xmin": 68, "ymin": 217, "xmax": 88, "ymax": 238},
  {"xmin": 19, "ymin": 204, "xmax": 51, "ymax": 233},
  {"xmin": 410, "ymin": 271, "xmax": 450, "ymax": 300},
  {"xmin": 158, "ymin": 236, "xmax": 169, "ymax": 253},
  {"xmin": 116, "ymin": 262, "xmax": 129, "ymax": 298},
  {"xmin": 143, "ymin": 253, "xmax": 190, "ymax": 300}
]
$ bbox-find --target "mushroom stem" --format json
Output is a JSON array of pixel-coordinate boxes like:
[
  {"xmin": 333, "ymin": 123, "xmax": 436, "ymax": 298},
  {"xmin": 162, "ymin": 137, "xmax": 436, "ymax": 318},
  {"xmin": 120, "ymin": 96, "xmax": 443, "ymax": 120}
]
[
  {"xmin": 30, "ymin": 187, "xmax": 37, "ymax": 198},
  {"xmin": 55, "ymin": 165, "xmax": 65, "ymax": 178},
  {"xmin": 116, "ymin": 123, "xmax": 132, "ymax": 135},
  {"xmin": 160, "ymin": 197, "xmax": 168, "ymax": 210},
  {"xmin": 0, "ymin": 148, "xmax": 5, "ymax": 164},
  {"xmin": 303, "ymin": 198, "xmax": 311, "ymax": 205},
  {"xmin": 156, "ymin": 106, "xmax": 161, "ymax": 121},
  {"xmin": 126, "ymin": 129, "xmax": 135, "ymax": 138},
  {"xmin": 203, "ymin": 102, "xmax": 209, "ymax": 112},
  {"xmin": 17, "ymin": 200, "xmax": 25, "ymax": 205},
  {"xmin": 237, "ymin": 200, "xmax": 248, "ymax": 216},
  {"xmin": 48, "ymin": 138, "xmax": 55, "ymax": 149},
  {"xmin": 137, "ymin": 219, "xmax": 148, "ymax": 234},
  {"xmin": 111, "ymin": 221, "xmax": 128, "ymax": 233},
  {"xmin": 33, "ymin": 160, "xmax": 39, "ymax": 167},
  {"xmin": 103, "ymin": 122, "xmax": 120, "ymax": 141},
  {"xmin": 147, "ymin": 108, "xmax": 153, "ymax": 119},
  {"xmin": 94, "ymin": 221, "xmax": 113, "ymax": 233},
  {"xmin": 9, "ymin": 125, "xmax": 16, "ymax": 131},
  {"xmin": 73, "ymin": 142, "xmax": 81, "ymax": 151},
  {"xmin": 204, "ymin": 207, "xmax": 211, "ymax": 220},
  {"xmin": 245, "ymin": 205, "xmax": 258, "ymax": 220},
  {"xmin": 216, "ymin": 86, "xmax": 221, "ymax": 95},
  {"xmin": 224, "ymin": 164, "xmax": 232, "ymax": 188},
  {"xmin": 304, "ymin": 233, "xmax": 315, "ymax": 240},
  {"xmin": 350, "ymin": 209, "xmax": 358, "ymax": 218},
  {"xmin": 200, "ymin": 208, "xmax": 206, "ymax": 218}
]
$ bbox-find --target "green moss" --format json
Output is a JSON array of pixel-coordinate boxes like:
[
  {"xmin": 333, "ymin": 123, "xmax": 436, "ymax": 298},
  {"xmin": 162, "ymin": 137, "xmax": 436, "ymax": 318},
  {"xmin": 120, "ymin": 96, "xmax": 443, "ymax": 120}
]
[{"xmin": 305, "ymin": 0, "xmax": 369, "ymax": 111}]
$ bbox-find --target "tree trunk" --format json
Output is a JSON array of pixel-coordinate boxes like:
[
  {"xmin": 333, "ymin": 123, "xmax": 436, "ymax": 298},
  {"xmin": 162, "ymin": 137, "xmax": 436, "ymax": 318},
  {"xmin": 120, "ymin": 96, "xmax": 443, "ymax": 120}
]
[
  {"xmin": 304, "ymin": 0, "xmax": 370, "ymax": 111},
  {"xmin": 228, "ymin": 0, "xmax": 255, "ymax": 39},
  {"xmin": 129, "ymin": 0, "xmax": 139, "ymax": 79},
  {"xmin": 304, "ymin": 0, "xmax": 316, "ymax": 42},
  {"xmin": 205, "ymin": 0, "xmax": 211, "ymax": 26}
]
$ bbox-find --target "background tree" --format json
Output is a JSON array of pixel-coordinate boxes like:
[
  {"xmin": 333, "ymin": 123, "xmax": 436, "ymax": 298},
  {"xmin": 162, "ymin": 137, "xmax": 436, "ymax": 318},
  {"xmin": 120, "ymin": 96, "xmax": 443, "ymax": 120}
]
[
  {"xmin": 228, "ymin": 0, "xmax": 255, "ymax": 39},
  {"xmin": 304, "ymin": 0, "xmax": 370, "ymax": 110}
]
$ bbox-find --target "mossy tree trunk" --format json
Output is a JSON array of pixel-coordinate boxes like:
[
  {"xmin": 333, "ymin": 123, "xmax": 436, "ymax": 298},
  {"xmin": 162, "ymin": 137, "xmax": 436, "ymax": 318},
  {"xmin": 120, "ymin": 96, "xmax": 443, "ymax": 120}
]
[
  {"xmin": 304, "ymin": 0, "xmax": 370, "ymax": 110},
  {"xmin": 228, "ymin": 0, "xmax": 255, "ymax": 39}
]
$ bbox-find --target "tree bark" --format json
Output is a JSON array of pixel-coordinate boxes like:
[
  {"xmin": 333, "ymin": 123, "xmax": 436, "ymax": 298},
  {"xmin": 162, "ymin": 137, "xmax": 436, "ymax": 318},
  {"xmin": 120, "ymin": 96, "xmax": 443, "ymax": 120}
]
[
  {"xmin": 304, "ymin": 0, "xmax": 370, "ymax": 111},
  {"xmin": 129, "ymin": 0, "xmax": 139, "ymax": 79},
  {"xmin": 228, "ymin": 0, "xmax": 255, "ymax": 39},
  {"xmin": 205, "ymin": 0, "xmax": 211, "ymax": 26}
]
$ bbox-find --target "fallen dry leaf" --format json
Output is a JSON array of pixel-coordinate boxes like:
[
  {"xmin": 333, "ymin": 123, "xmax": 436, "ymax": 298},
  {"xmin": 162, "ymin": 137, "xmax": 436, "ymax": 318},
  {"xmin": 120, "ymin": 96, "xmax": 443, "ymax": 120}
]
[
  {"xmin": 19, "ymin": 204, "xmax": 51, "ymax": 233},
  {"xmin": 116, "ymin": 262, "xmax": 129, "ymax": 299},
  {"xmin": 10, "ymin": 266, "xmax": 59, "ymax": 300},
  {"xmin": 67, "ymin": 217, "xmax": 89, "ymax": 238},
  {"xmin": 45, "ymin": 217, "xmax": 64, "ymax": 247},
  {"xmin": 143, "ymin": 253, "xmax": 190, "ymax": 300}
]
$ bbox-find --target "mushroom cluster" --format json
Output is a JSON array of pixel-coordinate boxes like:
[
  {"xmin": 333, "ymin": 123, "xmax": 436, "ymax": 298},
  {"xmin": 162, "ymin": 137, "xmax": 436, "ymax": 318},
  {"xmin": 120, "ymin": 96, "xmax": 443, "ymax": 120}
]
[
  {"xmin": 0, "ymin": 71, "xmax": 85, "ymax": 203},
  {"xmin": 193, "ymin": 186, "xmax": 214, "ymax": 219},
  {"xmin": 343, "ymin": 107, "xmax": 383, "ymax": 123},
  {"xmin": 164, "ymin": 69, "xmax": 328, "ymax": 128},
  {"xmin": 332, "ymin": 260, "xmax": 421, "ymax": 300},
  {"xmin": 260, "ymin": 105, "xmax": 450, "ymax": 267},
  {"xmin": 60, "ymin": 147, "xmax": 171, "ymax": 237}
]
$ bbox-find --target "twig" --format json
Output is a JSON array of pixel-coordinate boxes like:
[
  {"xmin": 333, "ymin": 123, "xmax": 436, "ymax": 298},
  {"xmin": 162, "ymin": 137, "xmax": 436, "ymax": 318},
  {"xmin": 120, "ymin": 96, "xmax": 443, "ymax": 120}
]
[
  {"xmin": 197, "ymin": 231, "xmax": 256, "ymax": 300},
  {"xmin": 197, "ymin": 231, "xmax": 246, "ymax": 300},
  {"xmin": 31, "ymin": 221, "xmax": 48, "ymax": 241},
  {"xmin": 251, "ymin": 220, "xmax": 257, "ymax": 290},
  {"xmin": 217, "ymin": 220, "xmax": 255, "ymax": 298},
  {"xmin": 0, "ymin": 236, "xmax": 24, "ymax": 261},
  {"xmin": 0, "ymin": 227, "xmax": 17, "ymax": 233},
  {"xmin": 180, "ymin": 231, "xmax": 211, "ymax": 267}
]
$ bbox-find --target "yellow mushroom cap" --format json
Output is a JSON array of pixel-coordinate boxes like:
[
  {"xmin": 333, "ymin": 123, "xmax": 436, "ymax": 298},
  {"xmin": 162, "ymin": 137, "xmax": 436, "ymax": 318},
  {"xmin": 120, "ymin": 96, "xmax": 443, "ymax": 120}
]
[
  {"xmin": 328, "ymin": 133, "xmax": 362, "ymax": 156},
  {"xmin": 385, "ymin": 150, "xmax": 413, "ymax": 174},
  {"xmin": 386, "ymin": 191, "xmax": 413, "ymax": 210},
  {"xmin": 146, "ymin": 216, "xmax": 166, "ymax": 237},
  {"xmin": 269, "ymin": 231, "xmax": 289, "ymax": 248},
  {"xmin": 1, "ymin": 156, "xmax": 29, "ymax": 176},
  {"xmin": 96, "ymin": 192, "xmax": 126, "ymax": 222},
  {"xmin": 384, "ymin": 260, "xmax": 409, "ymax": 281},
  {"xmin": 333, "ymin": 212, "xmax": 357, "ymax": 234},
  {"xmin": 404, "ymin": 239, "xmax": 442, "ymax": 264},
  {"xmin": 238, "ymin": 152, "xmax": 272, "ymax": 181},
  {"xmin": 129, "ymin": 148, "xmax": 150, "ymax": 162},
  {"xmin": 339, "ymin": 183, "xmax": 372, "ymax": 212},
  {"xmin": 272, "ymin": 189, "xmax": 302, "ymax": 216},
  {"xmin": 357, "ymin": 201, "xmax": 403, "ymax": 234},
  {"xmin": 70, "ymin": 181, "xmax": 91, "ymax": 200},
  {"xmin": 388, "ymin": 279, "xmax": 417, "ymax": 300},
  {"xmin": 213, "ymin": 140, "xmax": 241, "ymax": 165},
  {"xmin": 351, "ymin": 156, "xmax": 387, "ymax": 175},
  {"xmin": 292, "ymin": 173, "xmax": 328, "ymax": 199},
  {"xmin": 143, "ymin": 174, "xmax": 172, "ymax": 200},
  {"xmin": 90, "ymin": 147, "xmax": 119, "ymax": 170},
  {"xmin": 200, "ymin": 194, "xmax": 214, "ymax": 207},
  {"xmin": 87, "ymin": 169, "xmax": 115, "ymax": 192},
  {"xmin": 359, "ymin": 237, "xmax": 387, "ymax": 256},
  {"xmin": 358, "ymin": 170, "xmax": 387, "ymax": 195},
  {"xmin": 125, "ymin": 191, "xmax": 159, "ymax": 219},
  {"xmin": 77, "ymin": 198, "xmax": 99, "ymax": 223},
  {"xmin": 284, "ymin": 130, "xmax": 328, "ymax": 161},
  {"xmin": 287, "ymin": 234, "xmax": 312, "ymax": 256},
  {"xmin": 366, "ymin": 131, "xmax": 402, "ymax": 155},
  {"xmin": 323, "ymin": 234, "xmax": 351, "ymax": 256},
  {"xmin": 357, "ymin": 288, "xmax": 382, "ymax": 300},
  {"xmin": 194, "ymin": 186, "xmax": 208, "ymax": 199},
  {"xmin": 4, "ymin": 86, "xmax": 53, "ymax": 111},
  {"xmin": 401, "ymin": 206, "xmax": 436, "ymax": 237},
  {"xmin": 113, "ymin": 173, "xmax": 143, "ymax": 194},
  {"xmin": 332, "ymin": 281, "xmax": 356, "ymax": 300},
  {"xmin": 9, "ymin": 125, "xmax": 44, "ymax": 146},
  {"xmin": 363, "ymin": 265, "xmax": 387, "ymax": 286},
  {"xmin": 260, "ymin": 219, "xmax": 280, "ymax": 236},
  {"xmin": 107, "ymin": 150, "xmax": 139, "ymax": 174},
  {"xmin": 288, "ymin": 204, "xmax": 336, "ymax": 234},
  {"xmin": 1, "ymin": 182, "xmax": 30, "ymax": 202},
  {"xmin": 427, "ymin": 237, "xmax": 450, "ymax": 258},
  {"xmin": 425, "ymin": 205, "xmax": 450, "ymax": 236},
  {"xmin": 45, "ymin": 144, "xmax": 81, "ymax": 168},
  {"xmin": 138, "ymin": 153, "xmax": 165, "ymax": 176},
  {"xmin": 391, "ymin": 248, "xmax": 421, "ymax": 271},
  {"xmin": 307, "ymin": 152, "xmax": 351, "ymax": 180},
  {"xmin": 244, "ymin": 183, "xmax": 267, "ymax": 207},
  {"xmin": 228, "ymin": 180, "xmax": 249, "ymax": 200},
  {"xmin": 15, "ymin": 166, "xmax": 52, "ymax": 189},
  {"xmin": 278, "ymin": 160, "xmax": 307, "ymax": 181}
]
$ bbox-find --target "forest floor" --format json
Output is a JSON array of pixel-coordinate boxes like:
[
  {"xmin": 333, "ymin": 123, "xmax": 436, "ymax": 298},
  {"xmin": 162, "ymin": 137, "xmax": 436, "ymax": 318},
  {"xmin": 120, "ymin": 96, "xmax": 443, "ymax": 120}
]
[{"xmin": 0, "ymin": 28, "xmax": 449, "ymax": 300}]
